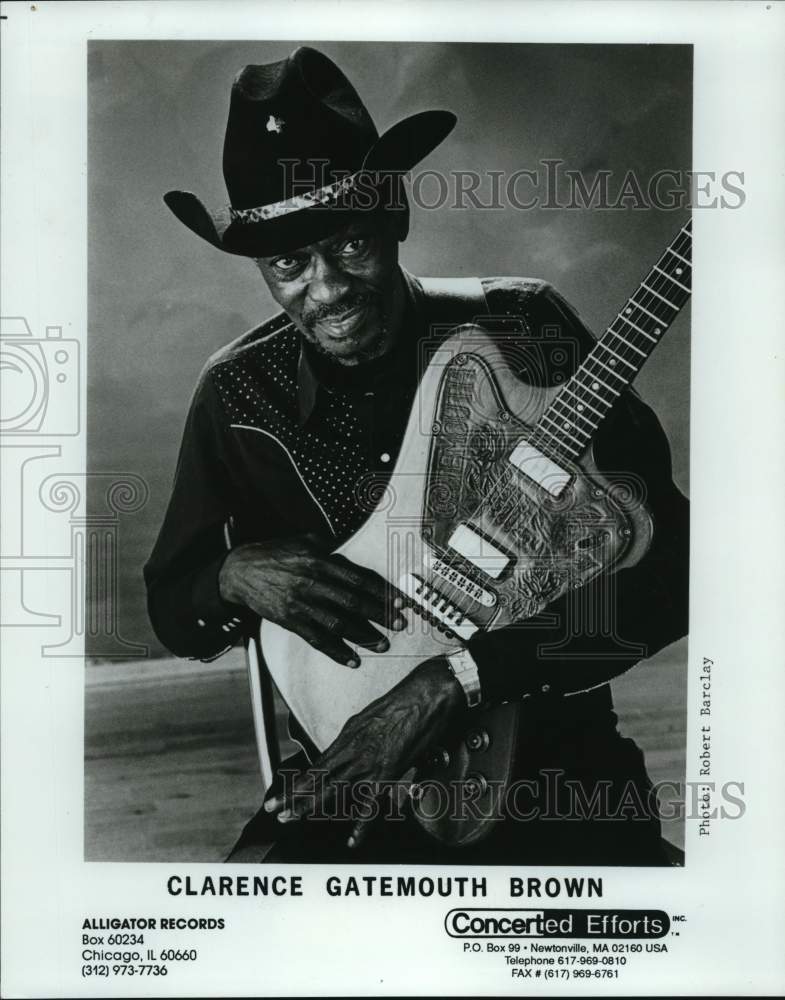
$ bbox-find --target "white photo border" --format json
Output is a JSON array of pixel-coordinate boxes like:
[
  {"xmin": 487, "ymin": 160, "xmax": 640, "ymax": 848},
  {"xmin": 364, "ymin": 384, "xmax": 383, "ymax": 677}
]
[{"xmin": 1, "ymin": 1, "xmax": 784, "ymax": 996}]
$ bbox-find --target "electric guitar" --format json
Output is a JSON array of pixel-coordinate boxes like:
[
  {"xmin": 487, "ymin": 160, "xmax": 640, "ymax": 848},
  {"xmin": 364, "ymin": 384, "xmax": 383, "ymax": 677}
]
[{"xmin": 260, "ymin": 220, "xmax": 692, "ymax": 845}]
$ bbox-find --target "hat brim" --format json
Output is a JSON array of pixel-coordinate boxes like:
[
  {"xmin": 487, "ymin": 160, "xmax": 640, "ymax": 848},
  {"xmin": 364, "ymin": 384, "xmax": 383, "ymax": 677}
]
[{"xmin": 164, "ymin": 110, "xmax": 456, "ymax": 258}]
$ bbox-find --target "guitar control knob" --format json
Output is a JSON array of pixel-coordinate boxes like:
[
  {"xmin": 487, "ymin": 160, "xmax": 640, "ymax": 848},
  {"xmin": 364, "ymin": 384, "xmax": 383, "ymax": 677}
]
[
  {"xmin": 428, "ymin": 747, "xmax": 451, "ymax": 768},
  {"xmin": 464, "ymin": 773, "xmax": 488, "ymax": 798},
  {"xmin": 465, "ymin": 730, "xmax": 490, "ymax": 753}
]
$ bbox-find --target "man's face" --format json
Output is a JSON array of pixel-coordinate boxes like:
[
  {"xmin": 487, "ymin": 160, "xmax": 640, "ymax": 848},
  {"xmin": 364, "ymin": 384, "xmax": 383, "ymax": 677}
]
[{"xmin": 255, "ymin": 213, "xmax": 403, "ymax": 365}]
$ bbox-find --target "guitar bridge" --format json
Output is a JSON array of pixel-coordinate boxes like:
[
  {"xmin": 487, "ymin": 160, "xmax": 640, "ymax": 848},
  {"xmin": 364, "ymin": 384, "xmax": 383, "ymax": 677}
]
[
  {"xmin": 424, "ymin": 550, "xmax": 497, "ymax": 608},
  {"xmin": 398, "ymin": 573, "xmax": 478, "ymax": 641}
]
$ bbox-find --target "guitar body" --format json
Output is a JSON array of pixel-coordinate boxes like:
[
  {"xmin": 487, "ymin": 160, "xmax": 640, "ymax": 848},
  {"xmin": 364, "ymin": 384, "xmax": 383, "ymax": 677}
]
[{"xmin": 262, "ymin": 326, "xmax": 654, "ymax": 846}]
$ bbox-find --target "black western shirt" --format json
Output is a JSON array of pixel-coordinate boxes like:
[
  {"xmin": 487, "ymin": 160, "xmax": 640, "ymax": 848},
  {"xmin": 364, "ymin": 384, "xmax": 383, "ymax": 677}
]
[{"xmin": 144, "ymin": 269, "xmax": 689, "ymax": 716}]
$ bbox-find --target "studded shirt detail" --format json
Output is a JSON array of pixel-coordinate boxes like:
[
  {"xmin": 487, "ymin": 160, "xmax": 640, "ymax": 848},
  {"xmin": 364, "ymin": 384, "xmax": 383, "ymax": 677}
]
[{"xmin": 144, "ymin": 272, "xmax": 591, "ymax": 659}]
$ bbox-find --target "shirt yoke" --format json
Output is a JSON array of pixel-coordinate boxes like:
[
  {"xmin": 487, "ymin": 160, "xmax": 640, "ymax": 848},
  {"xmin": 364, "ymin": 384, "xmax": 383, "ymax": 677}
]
[
  {"xmin": 203, "ymin": 277, "xmax": 567, "ymax": 377},
  {"xmin": 199, "ymin": 275, "xmax": 587, "ymax": 436}
]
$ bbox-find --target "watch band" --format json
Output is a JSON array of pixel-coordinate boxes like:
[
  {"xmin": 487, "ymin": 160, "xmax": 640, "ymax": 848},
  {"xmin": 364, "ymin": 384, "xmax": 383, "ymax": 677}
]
[{"xmin": 446, "ymin": 649, "xmax": 482, "ymax": 708}]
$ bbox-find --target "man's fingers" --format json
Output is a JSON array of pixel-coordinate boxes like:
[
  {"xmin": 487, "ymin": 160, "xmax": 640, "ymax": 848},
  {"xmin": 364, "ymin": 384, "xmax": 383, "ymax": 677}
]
[
  {"xmin": 267, "ymin": 796, "xmax": 301, "ymax": 824},
  {"xmin": 326, "ymin": 588, "xmax": 407, "ymax": 638},
  {"xmin": 346, "ymin": 778, "xmax": 397, "ymax": 849},
  {"xmin": 307, "ymin": 603, "xmax": 390, "ymax": 652},
  {"xmin": 295, "ymin": 618, "xmax": 361, "ymax": 668},
  {"xmin": 347, "ymin": 815, "xmax": 374, "ymax": 850},
  {"xmin": 323, "ymin": 556, "xmax": 406, "ymax": 631},
  {"xmin": 276, "ymin": 766, "xmax": 346, "ymax": 823},
  {"xmin": 294, "ymin": 577, "xmax": 406, "ymax": 648}
]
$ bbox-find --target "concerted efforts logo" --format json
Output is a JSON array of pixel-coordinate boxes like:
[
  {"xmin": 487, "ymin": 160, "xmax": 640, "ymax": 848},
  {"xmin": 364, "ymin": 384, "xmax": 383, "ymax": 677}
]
[{"xmin": 444, "ymin": 909, "xmax": 670, "ymax": 939}]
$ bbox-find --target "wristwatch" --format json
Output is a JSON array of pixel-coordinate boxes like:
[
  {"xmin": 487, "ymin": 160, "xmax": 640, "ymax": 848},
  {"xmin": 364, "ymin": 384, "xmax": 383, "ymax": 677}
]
[{"xmin": 446, "ymin": 649, "xmax": 482, "ymax": 708}]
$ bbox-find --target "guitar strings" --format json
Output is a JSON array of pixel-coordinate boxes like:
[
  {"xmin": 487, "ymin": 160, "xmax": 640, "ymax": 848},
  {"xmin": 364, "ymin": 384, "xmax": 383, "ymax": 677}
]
[
  {"xmin": 529, "ymin": 223, "xmax": 692, "ymax": 460},
  {"xmin": 476, "ymin": 223, "xmax": 692, "ymax": 542},
  {"xmin": 460, "ymin": 222, "xmax": 692, "ymax": 558},
  {"xmin": 476, "ymin": 222, "xmax": 692, "ymax": 548}
]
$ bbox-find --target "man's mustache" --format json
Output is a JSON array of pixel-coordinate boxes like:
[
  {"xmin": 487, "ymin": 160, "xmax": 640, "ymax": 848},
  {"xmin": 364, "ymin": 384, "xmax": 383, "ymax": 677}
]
[{"xmin": 303, "ymin": 291, "xmax": 379, "ymax": 329}]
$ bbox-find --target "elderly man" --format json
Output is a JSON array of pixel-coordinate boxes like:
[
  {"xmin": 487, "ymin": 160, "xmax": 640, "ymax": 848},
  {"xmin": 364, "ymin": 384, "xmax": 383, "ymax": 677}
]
[{"xmin": 145, "ymin": 46, "xmax": 689, "ymax": 864}]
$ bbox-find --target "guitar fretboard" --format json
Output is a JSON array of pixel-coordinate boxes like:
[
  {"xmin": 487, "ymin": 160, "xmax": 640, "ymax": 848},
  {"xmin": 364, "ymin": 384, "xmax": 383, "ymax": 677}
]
[{"xmin": 528, "ymin": 220, "xmax": 692, "ymax": 463}]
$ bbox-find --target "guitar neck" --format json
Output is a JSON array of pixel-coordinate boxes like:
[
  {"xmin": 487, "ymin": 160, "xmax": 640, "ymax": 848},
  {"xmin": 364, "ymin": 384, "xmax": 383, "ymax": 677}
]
[{"xmin": 529, "ymin": 220, "xmax": 692, "ymax": 464}]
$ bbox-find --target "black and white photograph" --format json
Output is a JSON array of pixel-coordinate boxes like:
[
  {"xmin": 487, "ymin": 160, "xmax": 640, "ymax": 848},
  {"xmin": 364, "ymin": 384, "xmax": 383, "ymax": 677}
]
[
  {"xmin": 2, "ymin": 3, "xmax": 784, "ymax": 997},
  {"xmin": 86, "ymin": 39, "xmax": 691, "ymax": 867}
]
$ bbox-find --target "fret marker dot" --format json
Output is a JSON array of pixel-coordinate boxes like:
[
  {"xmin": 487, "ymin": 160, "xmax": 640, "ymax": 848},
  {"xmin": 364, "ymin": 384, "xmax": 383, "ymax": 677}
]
[
  {"xmin": 380, "ymin": 452, "xmax": 391, "ymax": 464},
  {"xmin": 609, "ymin": 359, "xmax": 617, "ymax": 366},
  {"xmin": 563, "ymin": 422, "xmax": 570, "ymax": 430},
  {"xmin": 577, "ymin": 404, "xmax": 584, "ymax": 412},
  {"xmin": 625, "ymin": 307, "xmax": 632, "ymax": 315},
  {"xmin": 654, "ymin": 328, "xmax": 661, "ymax": 336},
  {"xmin": 592, "ymin": 382, "xmax": 600, "ymax": 390},
  {"xmin": 675, "ymin": 267, "xmax": 683, "ymax": 276}
]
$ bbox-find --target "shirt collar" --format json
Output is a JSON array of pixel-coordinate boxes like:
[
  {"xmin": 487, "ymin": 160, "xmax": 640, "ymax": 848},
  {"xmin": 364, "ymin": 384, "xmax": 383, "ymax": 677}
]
[
  {"xmin": 296, "ymin": 346, "xmax": 320, "ymax": 427},
  {"xmin": 295, "ymin": 267, "xmax": 422, "ymax": 427}
]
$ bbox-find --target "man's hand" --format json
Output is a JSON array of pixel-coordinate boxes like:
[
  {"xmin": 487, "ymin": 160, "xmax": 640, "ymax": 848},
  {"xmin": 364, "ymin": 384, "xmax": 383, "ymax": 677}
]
[
  {"xmin": 218, "ymin": 534, "xmax": 406, "ymax": 667},
  {"xmin": 264, "ymin": 657, "xmax": 467, "ymax": 847}
]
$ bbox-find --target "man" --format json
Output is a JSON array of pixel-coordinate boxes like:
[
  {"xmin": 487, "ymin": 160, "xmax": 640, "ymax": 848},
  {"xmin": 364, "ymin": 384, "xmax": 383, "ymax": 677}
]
[{"xmin": 145, "ymin": 46, "xmax": 689, "ymax": 864}]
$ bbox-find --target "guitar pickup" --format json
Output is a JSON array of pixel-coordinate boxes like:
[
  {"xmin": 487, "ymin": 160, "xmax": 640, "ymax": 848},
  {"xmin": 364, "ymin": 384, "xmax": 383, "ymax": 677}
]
[
  {"xmin": 446, "ymin": 523, "xmax": 509, "ymax": 579},
  {"xmin": 508, "ymin": 440, "xmax": 572, "ymax": 497}
]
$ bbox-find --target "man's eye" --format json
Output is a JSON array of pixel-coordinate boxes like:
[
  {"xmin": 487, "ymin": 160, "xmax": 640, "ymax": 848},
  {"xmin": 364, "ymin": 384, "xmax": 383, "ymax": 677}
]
[
  {"xmin": 337, "ymin": 238, "xmax": 367, "ymax": 257},
  {"xmin": 272, "ymin": 256, "xmax": 303, "ymax": 272}
]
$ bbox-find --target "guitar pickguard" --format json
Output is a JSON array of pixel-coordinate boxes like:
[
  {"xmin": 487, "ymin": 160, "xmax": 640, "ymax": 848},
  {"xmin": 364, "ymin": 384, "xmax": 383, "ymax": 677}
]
[{"xmin": 424, "ymin": 351, "xmax": 640, "ymax": 630}]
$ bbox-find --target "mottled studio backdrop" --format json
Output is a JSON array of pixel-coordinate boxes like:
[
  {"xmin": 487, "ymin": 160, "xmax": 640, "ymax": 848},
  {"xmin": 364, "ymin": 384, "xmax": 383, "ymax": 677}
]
[{"xmin": 88, "ymin": 41, "xmax": 691, "ymax": 659}]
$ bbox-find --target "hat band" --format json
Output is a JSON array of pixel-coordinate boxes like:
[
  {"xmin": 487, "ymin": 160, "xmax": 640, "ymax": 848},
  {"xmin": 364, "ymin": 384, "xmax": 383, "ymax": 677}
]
[{"xmin": 229, "ymin": 171, "xmax": 360, "ymax": 224}]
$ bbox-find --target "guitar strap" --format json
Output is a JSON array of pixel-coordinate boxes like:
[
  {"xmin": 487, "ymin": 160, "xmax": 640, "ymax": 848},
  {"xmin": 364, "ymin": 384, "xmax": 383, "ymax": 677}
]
[{"xmin": 417, "ymin": 275, "xmax": 489, "ymax": 332}]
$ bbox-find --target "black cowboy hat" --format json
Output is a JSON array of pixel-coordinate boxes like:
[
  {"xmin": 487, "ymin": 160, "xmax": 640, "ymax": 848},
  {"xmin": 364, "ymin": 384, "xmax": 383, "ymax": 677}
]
[{"xmin": 164, "ymin": 46, "xmax": 456, "ymax": 257}]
